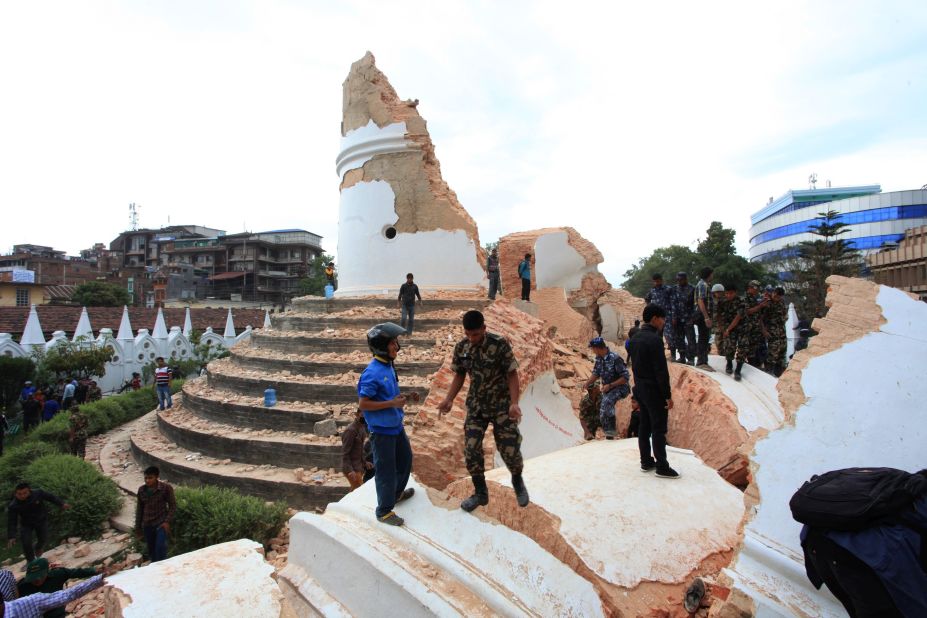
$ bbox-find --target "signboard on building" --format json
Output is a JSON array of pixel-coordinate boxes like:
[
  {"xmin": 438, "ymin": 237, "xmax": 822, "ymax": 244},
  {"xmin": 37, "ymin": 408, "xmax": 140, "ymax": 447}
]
[{"xmin": 11, "ymin": 269, "xmax": 35, "ymax": 283}]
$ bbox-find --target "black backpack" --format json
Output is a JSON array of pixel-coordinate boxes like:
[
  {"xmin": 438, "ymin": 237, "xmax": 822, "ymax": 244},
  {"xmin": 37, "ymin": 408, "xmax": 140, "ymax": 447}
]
[{"xmin": 790, "ymin": 467, "xmax": 927, "ymax": 531}]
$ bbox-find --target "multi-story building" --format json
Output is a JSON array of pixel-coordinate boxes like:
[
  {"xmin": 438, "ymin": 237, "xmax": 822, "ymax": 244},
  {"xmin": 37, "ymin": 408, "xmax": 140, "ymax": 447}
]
[
  {"xmin": 749, "ymin": 185, "xmax": 927, "ymax": 263},
  {"xmin": 867, "ymin": 225, "xmax": 927, "ymax": 300},
  {"xmin": 0, "ymin": 244, "xmax": 100, "ymax": 286},
  {"xmin": 211, "ymin": 229, "xmax": 324, "ymax": 304}
]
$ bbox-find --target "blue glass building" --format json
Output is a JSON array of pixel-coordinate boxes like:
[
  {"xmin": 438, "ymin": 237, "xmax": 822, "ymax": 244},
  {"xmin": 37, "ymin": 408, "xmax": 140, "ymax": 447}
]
[{"xmin": 749, "ymin": 185, "xmax": 927, "ymax": 262}]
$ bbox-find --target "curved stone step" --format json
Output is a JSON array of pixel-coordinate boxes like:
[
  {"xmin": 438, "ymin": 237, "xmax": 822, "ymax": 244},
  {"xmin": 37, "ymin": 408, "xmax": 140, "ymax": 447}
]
[
  {"xmin": 157, "ymin": 408, "xmax": 342, "ymax": 470},
  {"xmin": 272, "ymin": 315, "xmax": 457, "ymax": 332},
  {"xmin": 206, "ymin": 368, "xmax": 430, "ymax": 403},
  {"xmin": 181, "ymin": 384, "xmax": 341, "ymax": 433},
  {"xmin": 130, "ymin": 432, "xmax": 349, "ymax": 511},
  {"xmin": 291, "ymin": 297, "xmax": 490, "ymax": 311},
  {"xmin": 250, "ymin": 333, "xmax": 437, "ymax": 354},
  {"xmin": 228, "ymin": 348, "xmax": 442, "ymax": 377}
]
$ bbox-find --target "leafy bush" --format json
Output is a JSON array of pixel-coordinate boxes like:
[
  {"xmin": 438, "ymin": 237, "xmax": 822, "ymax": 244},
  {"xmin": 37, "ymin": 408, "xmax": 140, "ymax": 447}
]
[
  {"xmin": 0, "ymin": 442, "xmax": 60, "ymax": 500},
  {"xmin": 23, "ymin": 454, "xmax": 122, "ymax": 540},
  {"xmin": 0, "ymin": 357, "xmax": 35, "ymax": 413},
  {"xmin": 170, "ymin": 486, "xmax": 288, "ymax": 556}
]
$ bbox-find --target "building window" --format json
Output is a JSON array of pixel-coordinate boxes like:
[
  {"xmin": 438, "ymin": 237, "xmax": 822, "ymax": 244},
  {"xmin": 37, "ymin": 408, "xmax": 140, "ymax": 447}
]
[{"xmin": 15, "ymin": 288, "xmax": 29, "ymax": 306}]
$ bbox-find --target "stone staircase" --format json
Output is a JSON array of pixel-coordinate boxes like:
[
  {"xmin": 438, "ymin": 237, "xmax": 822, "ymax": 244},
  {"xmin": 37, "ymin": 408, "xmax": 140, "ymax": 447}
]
[{"xmin": 128, "ymin": 296, "xmax": 487, "ymax": 510}]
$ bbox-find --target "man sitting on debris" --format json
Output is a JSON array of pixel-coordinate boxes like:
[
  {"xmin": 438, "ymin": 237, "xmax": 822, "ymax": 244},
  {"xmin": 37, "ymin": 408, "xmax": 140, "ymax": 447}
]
[
  {"xmin": 578, "ymin": 381, "xmax": 602, "ymax": 440},
  {"xmin": 2, "ymin": 574, "xmax": 104, "ymax": 617},
  {"xmin": 17, "ymin": 558, "xmax": 100, "ymax": 618},
  {"xmin": 7, "ymin": 483, "xmax": 71, "ymax": 563},
  {"xmin": 438, "ymin": 310, "xmax": 529, "ymax": 512},
  {"xmin": 583, "ymin": 338, "xmax": 630, "ymax": 439},
  {"xmin": 358, "ymin": 323, "xmax": 415, "ymax": 526},
  {"xmin": 135, "ymin": 466, "xmax": 176, "ymax": 562},
  {"xmin": 341, "ymin": 409, "xmax": 368, "ymax": 491},
  {"xmin": 628, "ymin": 304, "xmax": 679, "ymax": 479}
]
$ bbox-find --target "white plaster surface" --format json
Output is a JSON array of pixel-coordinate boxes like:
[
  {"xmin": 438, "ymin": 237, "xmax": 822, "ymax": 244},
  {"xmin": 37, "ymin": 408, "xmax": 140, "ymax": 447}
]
[
  {"xmin": 117, "ymin": 305, "xmax": 134, "ymax": 341},
  {"xmin": 336, "ymin": 120, "xmax": 410, "ymax": 178},
  {"xmin": 495, "ymin": 371, "xmax": 583, "ymax": 469},
  {"xmin": 285, "ymin": 476, "xmax": 604, "ymax": 617},
  {"xmin": 223, "ymin": 308, "xmax": 236, "ymax": 338},
  {"xmin": 488, "ymin": 440, "xmax": 744, "ymax": 588},
  {"xmin": 727, "ymin": 284, "xmax": 927, "ymax": 617},
  {"xmin": 20, "ymin": 304, "xmax": 45, "ymax": 347},
  {"xmin": 73, "ymin": 307, "xmax": 93, "ymax": 341},
  {"xmin": 152, "ymin": 308, "xmax": 168, "ymax": 339},
  {"xmin": 704, "ymin": 355, "xmax": 783, "ymax": 432},
  {"xmin": 534, "ymin": 231, "xmax": 596, "ymax": 291},
  {"xmin": 106, "ymin": 539, "xmax": 283, "ymax": 618},
  {"xmin": 335, "ymin": 180, "xmax": 486, "ymax": 296},
  {"xmin": 183, "ymin": 307, "xmax": 193, "ymax": 337}
]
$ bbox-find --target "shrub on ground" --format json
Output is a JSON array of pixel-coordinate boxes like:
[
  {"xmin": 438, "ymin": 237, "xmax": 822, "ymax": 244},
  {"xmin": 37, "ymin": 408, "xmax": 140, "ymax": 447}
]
[
  {"xmin": 24, "ymin": 454, "xmax": 122, "ymax": 540},
  {"xmin": 0, "ymin": 442, "xmax": 60, "ymax": 499},
  {"xmin": 170, "ymin": 485, "xmax": 288, "ymax": 556}
]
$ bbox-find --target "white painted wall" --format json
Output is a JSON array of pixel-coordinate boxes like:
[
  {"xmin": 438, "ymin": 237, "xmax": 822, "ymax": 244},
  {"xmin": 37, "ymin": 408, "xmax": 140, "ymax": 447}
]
[
  {"xmin": 336, "ymin": 120, "xmax": 409, "ymax": 179},
  {"xmin": 335, "ymin": 180, "xmax": 486, "ymax": 296},
  {"xmin": 726, "ymin": 285, "xmax": 927, "ymax": 616},
  {"xmin": 494, "ymin": 371, "xmax": 583, "ymax": 469},
  {"xmin": 534, "ymin": 231, "xmax": 597, "ymax": 291}
]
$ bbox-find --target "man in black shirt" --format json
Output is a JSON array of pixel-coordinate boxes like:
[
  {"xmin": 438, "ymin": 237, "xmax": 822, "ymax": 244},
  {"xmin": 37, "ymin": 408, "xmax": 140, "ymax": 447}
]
[
  {"xmin": 7, "ymin": 483, "xmax": 71, "ymax": 562},
  {"xmin": 397, "ymin": 273, "xmax": 422, "ymax": 336},
  {"xmin": 628, "ymin": 304, "xmax": 679, "ymax": 479}
]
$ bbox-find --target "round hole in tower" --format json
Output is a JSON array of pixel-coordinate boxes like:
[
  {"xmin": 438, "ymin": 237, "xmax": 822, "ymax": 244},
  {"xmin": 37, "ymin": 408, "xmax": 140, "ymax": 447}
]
[{"xmin": 383, "ymin": 226, "xmax": 397, "ymax": 240}]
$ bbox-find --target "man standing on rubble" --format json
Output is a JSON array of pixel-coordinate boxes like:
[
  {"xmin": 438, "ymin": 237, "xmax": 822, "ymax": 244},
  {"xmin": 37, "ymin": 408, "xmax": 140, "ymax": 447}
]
[
  {"xmin": 486, "ymin": 248, "xmax": 502, "ymax": 300},
  {"xmin": 644, "ymin": 274, "xmax": 676, "ymax": 358},
  {"xmin": 672, "ymin": 272, "xmax": 696, "ymax": 365},
  {"xmin": 397, "ymin": 273, "xmax": 422, "ymax": 337},
  {"xmin": 693, "ymin": 267, "xmax": 715, "ymax": 371},
  {"xmin": 764, "ymin": 287, "xmax": 789, "ymax": 377},
  {"xmin": 438, "ymin": 310, "xmax": 529, "ymax": 512},
  {"xmin": 628, "ymin": 304, "xmax": 679, "ymax": 479},
  {"xmin": 358, "ymin": 323, "xmax": 415, "ymax": 526},
  {"xmin": 583, "ymin": 338, "xmax": 630, "ymax": 439}
]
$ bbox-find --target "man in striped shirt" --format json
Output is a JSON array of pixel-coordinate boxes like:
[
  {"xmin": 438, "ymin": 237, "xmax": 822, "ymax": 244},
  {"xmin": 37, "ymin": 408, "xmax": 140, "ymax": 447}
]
[
  {"xmin": 1, "ymin": 574, "xmax": 104, "ymax": 618},
  {"xmin": 154, "ymin": 357, "xmax": 172, "ymax": 411}
]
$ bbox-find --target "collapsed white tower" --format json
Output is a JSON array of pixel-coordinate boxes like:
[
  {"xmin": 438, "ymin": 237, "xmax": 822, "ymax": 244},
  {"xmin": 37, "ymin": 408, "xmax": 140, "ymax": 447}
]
[{"xmin": 334, "ymin": 52, "xmax": 487, "ymax": 296}]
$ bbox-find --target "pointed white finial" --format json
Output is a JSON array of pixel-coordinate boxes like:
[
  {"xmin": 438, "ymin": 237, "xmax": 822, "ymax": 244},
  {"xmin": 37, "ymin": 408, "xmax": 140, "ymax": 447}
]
[
  {"xmin": 117, "ymin": 306, "xmax": 134, "ymax": 340},
  {"xmin": 73, "ymin": 307, "xmax": 93, "ymax": 342},
  {"xmin": 20, "ymin": 304, "xmax": 46, "ymax": 347},
  {"xmin": 183, "ymin": 307, "xmax": 193, "ymax": 337},
  {"xmin": 152, "ymin": 307, "xmax": 169, "ymax": 339},
  {"xmin": 263, "ymin": 309, "xmax": 271, "ymax": 329},
  {"xmin": 223, "ymin": 308, "xmax": 236, "ymax": 338}
]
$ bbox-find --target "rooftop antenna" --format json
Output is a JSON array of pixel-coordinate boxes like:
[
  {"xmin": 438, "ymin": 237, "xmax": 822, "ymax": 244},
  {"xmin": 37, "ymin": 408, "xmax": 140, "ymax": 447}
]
[
  {"xmin": 129, "ymin": 203, "xmax": 140, "ymax": 230},
  {"xmin": 808, "ymin": 173, "xmax": 818, "ymax": 190}
]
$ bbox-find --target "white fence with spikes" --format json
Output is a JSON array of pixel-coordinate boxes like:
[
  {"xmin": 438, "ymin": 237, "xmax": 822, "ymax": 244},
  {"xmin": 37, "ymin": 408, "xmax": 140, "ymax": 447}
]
[{"xmin": 0, "ymin": 305, "xmax": 264, "ymax": 393}]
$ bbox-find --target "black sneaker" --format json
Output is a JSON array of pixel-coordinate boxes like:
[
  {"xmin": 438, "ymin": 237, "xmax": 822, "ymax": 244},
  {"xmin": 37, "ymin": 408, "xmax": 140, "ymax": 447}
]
[
  {"xmin": 395, "ymin": 488, "xmax": 415, "ymax": 503},
  {"xmin": 656, "ymin": 467, "xmax": 681, "ymax": 479},
  {"xmin": 640, "ymin": 462, "xmax": 657, "ymax": 473},
  {"xmin": 377, "ymin": 511, "xmax": 404, "ymax": 526}
]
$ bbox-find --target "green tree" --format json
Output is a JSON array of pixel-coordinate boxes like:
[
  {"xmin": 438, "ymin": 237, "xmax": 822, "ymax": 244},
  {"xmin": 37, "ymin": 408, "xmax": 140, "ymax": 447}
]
[
  {"xmin": 72, "ymin": 281, "xmax": 131, "ymax": 307},
  {"xmin": 0, "ymin": 357, "xmax": 35, "ymax": 412},
  {"xmin": 697, "ymin": 221, "xmax": 737, "ymax": 261},
  {"xmin": 622, "ymin": 245, "xmax": 701, "ymax": 297},
  {"xmin": 40, "ymin": 340, "xmax": 114, "ymax": 380},
  {"xmin": 296, "ymin": 253, "xmax": 335, "ymax": 297},
  {"xmin": 769, "ymin": 210, "xmax": 862, "ymax": 319}
]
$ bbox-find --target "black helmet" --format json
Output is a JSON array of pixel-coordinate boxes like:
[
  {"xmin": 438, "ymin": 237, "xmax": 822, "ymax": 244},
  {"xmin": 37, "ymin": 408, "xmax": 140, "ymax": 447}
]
[{"xmin": 366, "ymin": 322, "xmax": 406, "ymax": 357}]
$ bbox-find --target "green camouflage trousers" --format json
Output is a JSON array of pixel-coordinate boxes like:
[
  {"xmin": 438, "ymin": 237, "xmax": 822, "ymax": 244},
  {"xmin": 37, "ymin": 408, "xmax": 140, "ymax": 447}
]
[
  {"xmin": 767, "ymin": 332, "xmax": 787, "ymax": 367},
  {"xmin": 464, "ymin": 407, "xmax": 524, "ymax": 475},
  {"xmin": 716, "ymin": 331, "xmax": 737, "ymax": 359}
]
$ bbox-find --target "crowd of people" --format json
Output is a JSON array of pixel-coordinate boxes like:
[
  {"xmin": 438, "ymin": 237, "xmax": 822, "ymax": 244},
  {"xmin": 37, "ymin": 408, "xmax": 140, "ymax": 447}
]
[{"xmin": 641, "ymin": 267, "xmax": 791, "ymax": 379}]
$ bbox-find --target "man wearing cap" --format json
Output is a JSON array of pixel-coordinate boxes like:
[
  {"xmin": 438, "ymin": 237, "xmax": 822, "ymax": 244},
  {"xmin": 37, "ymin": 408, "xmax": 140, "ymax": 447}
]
[
  {"xmin": 3, "ymin": 574, "xmax": 104, "ymax": 617},
  {"xmin": 741, "ymin": 280, "xmax": 770, "ymax": 370},
  {"xmin": 358, "ymin": 323, "xmax": 415, "ymax": 526},
  {"xmin": 715, "ymin": 283, "xmax": 745, "ymax": 375},
  {"xmin": 17, "ymin": 558, "xmax": 99, "ymax": 617},
  {"xmin": 583, "ymin": 337, "xmax": 630, "ymax": 439},
  {"xmin": 645, "ymin": 273, "xmax": 676, "ymax": 356},
  {"xmin": 672, "ymin": 272, "xmax": 696, "ymax": 364},
  {"xmin": 692, "ymin": 267, "xmax": 715, "ymax": 371},
  {"xmin": 438, "ymin": 310, "xmax": 529, "ymax": 512},
  {"xmin": 764, "ymin": 287, "xmax": 789, "ymax": 376}
]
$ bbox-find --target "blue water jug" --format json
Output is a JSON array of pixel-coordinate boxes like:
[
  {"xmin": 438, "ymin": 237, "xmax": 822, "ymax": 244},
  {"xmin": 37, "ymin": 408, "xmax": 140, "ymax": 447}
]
[
  {"xmin": 264, "ymin": 387, "xmax": 277, "ymax": 407},
  {"xmin": 324, "ymin": 284, "xmax": 334, "ymax": 299}
]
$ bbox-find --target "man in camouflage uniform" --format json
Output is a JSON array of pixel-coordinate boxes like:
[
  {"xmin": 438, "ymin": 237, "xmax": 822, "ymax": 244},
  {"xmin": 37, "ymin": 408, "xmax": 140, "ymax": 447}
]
[
  {"xmin": 726, "ymin": 280, "xmax": 769, "ymax": 381},
  {"xmin": 672, "ymin": 272, "xmax": 696, "ymax": 364},
  {"xmin": 645, "ymin": 273, "xmax": 676, "ymax": 358},
  {"xmin": 583, "ymin": 337, "xmax": 630, "ymax": 439},
  {"xmin": 764, "ymin": 287, "xmax": 789, "ymax": 376},
  {"xmin": 68, "ymin": 406, "xmax": 89, "ymax": 458},
  {"xmin": 578, "ymin": 382, "xmax": 602, "ymax": 440},
  {"xmin": 714, "ymin": 283, "xmax": 744, "ymax": 375},
  {"xmin": 438, "ymin": 310, "xmax": 529, "ymax": 512}
]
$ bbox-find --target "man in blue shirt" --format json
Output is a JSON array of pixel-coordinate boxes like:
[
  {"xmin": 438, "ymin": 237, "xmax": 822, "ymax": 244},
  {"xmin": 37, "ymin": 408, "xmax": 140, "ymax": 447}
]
[
  {"xmin": 518, "ymin": 253, "xmax": 532, "ymax": 301},
  {"xmin": 357, "ymin": 323, "xmax": 415, "ymax": 526}
]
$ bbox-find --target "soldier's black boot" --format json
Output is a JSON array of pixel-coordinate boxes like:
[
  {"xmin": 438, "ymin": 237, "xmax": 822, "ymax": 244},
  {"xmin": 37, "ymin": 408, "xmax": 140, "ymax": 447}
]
[
  {"xmin": 461, "ymin": 474, "xmax": 489, "ymax": 512},
  {"xmin": 512, "ymin": 473, "xmax": 530, "ymax": 507},
  {"xmin": 725, "ymin": 359, "xmax": 733, "ymax": 374},
  {"xmin": 734, "ymin": 361, "xmax": 744, "ymax": 381}
]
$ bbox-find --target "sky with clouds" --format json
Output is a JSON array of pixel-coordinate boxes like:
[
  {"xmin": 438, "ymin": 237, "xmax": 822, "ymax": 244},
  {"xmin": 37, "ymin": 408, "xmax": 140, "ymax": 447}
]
[{"xmin": 2, "ymin": 0, "xmax": 926, "ymax": 284}]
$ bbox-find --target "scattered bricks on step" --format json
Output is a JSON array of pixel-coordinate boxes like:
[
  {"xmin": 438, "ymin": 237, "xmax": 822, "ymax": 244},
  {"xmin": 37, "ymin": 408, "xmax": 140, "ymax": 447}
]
[{"xmin": 72, "ymin": 545, "xmax": 92, "ymax": 558}]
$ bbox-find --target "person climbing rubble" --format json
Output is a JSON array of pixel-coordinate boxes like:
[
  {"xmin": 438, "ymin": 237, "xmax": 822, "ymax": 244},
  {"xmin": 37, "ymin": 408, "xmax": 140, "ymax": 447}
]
[
  {"xmin": 358, "ymin": 323, "xmax": 415, "ymax": 526},
  {"xmin": 438, "ymin": 310, "xmax": 529, "ymax": 511},
  {"xmin": 583, "ymin": 337, "xmax": 630, "ymax": 439},
  {"xmin": 628, "ymin": 304, "xmax": 679, "ymax": 479}
]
